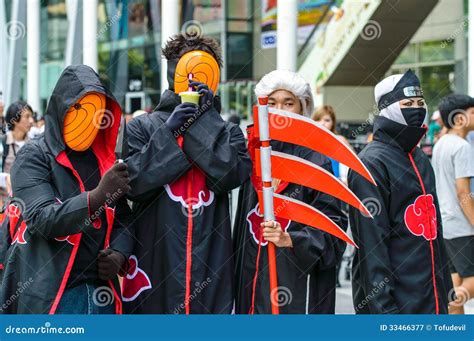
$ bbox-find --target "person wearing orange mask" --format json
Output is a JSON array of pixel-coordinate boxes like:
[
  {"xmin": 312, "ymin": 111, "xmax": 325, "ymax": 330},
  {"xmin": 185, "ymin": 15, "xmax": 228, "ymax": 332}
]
[
  {"xmin": 0, "ymin": 65, "xmax": 133, "ymax": 314},
  {"xmin": 123, "ymin": 33, "xmax": 251, "ymax": 314}
]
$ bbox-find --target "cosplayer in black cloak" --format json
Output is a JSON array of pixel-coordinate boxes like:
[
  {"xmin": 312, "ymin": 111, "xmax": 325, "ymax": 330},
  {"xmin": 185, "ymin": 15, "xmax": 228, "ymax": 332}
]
[
  {"xmin": 123, "ymin": 34, "xmax": 251, "ymax": 314},
  {"xmin": 0, "ymin": 65, "xmax": 133, "ymax": 314},
  {"xmin": 233, "ymin": 70, "xmax": 348, "ymax": 314},
  {"xmin": 349, "ymin": 70, "xmax": 453, "ymax": 314}
]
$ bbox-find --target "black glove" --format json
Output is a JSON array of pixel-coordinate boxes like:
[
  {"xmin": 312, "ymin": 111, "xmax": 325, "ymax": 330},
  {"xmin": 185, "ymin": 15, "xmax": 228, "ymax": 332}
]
[
  {"xmin": 98, "ymin": 248, "xmax": 126, "ymax": 280},
  {"xmin": 89, "ymin": 162, "xmax": 131, "ymax": 213},
  {"xmin": 189, "ymin": 81, "xmax": 214, "ymax": 112},
  {"xmin": 165, "ymin": 102, "xmax": 198, "ymax": 136}
]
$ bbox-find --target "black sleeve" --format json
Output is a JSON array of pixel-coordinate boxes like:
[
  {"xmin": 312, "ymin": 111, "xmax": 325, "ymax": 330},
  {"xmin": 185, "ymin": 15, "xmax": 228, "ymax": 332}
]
[
  {"xmin": 348, "ymin": 156, "xmax": 400, "ymax": 314},
  {"xmin": 288, "ymin": 154, "xmax": 348, "ymax": 273},
  {"xmin": 125, "ymin": 115, "xmax": 192, "ymax": 202},
  {"xmin": 109, "ymin": 197, "xmax": 134, "ymax": 259},
  {"xmin": 182, "ymin": 109, "xmax": 252, "ymax": 194},
  {"xmin": 0, "ymin": 215, "xmax": 11, "ymax": 280},
  {"xmin": 11, "ymin": 143, "xmax": 91, "ymax": 238}
]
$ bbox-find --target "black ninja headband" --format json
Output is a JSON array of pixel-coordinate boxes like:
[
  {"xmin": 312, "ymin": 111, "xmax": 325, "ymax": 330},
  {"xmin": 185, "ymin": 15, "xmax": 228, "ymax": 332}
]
[{"xmin": 377, "ymin": 70, "xmax": 424, "ymax": 110}]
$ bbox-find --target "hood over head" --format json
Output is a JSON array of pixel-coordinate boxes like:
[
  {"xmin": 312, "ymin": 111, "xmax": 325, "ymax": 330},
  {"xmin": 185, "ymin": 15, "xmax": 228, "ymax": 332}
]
[
  {"xmin": 44, "ymin": 65, "xmax": 122, "ymax": 173},
  {"xmin": 375, "ymin": 70, "xmax": 427, "ymax": 127}
]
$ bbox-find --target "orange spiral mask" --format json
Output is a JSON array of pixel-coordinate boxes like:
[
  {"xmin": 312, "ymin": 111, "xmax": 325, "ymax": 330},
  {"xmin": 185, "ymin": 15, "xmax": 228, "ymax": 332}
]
[
  {"xmin": 63, "ymin": 92, "xmax": 106, "ymax": 151},
  {"xmin": 174, "ymin": 50, "xmax": 220, "ymax": 94}
]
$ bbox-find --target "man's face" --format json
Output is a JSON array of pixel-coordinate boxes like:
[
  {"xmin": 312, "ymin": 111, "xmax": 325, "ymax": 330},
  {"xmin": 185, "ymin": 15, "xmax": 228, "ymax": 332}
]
[
  {"xmin": 15, "ymin": 108, "xmax": 34, "ymax": 134},
  {"xmin": 465, "ymin": 107, "xmax": 474, "ymax": 130},
  {"xmin": 268, "ymin": 90, "xmax": 302, "ymax": 115},
  {"xmin": 451, "ymin": 107, "xmax": 474, "ymax": 131}
]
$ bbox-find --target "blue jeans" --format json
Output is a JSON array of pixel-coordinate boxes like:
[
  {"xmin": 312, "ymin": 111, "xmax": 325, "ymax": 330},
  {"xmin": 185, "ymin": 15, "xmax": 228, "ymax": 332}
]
[{"xmin": 56, "ymin": 283, "xmax": 115, "ymax": 314}]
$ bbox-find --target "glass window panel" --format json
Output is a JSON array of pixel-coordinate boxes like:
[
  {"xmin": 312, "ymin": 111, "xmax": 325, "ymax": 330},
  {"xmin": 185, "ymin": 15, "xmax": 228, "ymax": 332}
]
[
  {"xmin": 394, "ymin": 43, "xmax": 417, "ymax": 65},
  {"xmin": 420, "ymin": 40, "xmax": 454, "ymax": 63},
  {"xmin": 420, "ymin": 64, "xmax": 455, "ymax": 112}
]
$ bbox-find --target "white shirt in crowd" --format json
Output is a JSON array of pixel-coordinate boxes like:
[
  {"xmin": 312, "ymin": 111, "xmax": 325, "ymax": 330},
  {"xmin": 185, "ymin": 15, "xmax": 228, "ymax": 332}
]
[{"xmin": 432, "ymin": 134, "xmax": 474, "ymax": 239}]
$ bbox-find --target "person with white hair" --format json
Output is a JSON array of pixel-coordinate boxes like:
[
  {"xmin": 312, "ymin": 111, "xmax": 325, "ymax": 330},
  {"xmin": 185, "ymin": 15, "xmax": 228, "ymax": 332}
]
[
  {"xmin": 348, "ymin": 70, "xmax": 453, "ymax": 314},
  {"xmin": 233, "ymin": 70, "xmax": 347, "ymax": 314}
]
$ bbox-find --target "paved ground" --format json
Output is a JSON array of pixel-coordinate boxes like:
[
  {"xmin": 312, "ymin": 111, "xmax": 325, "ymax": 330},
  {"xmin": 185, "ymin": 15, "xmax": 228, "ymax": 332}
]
[{"xmin": 335, "ymin": 263, "xmax": 474, "ymax": 314}]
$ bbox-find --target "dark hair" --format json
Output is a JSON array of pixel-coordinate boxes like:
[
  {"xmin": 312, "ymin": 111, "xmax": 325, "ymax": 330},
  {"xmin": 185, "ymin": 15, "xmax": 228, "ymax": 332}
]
[
  {"xmin": 227, "ymin": 114, "xmax": 241, "ymax": 126},
  {"xmin": 5, "ymin": 100, "xmax": 33, "ymax": 131},
  {"xmin": 162, "ymin": 32, "xmax": 223, "ymax": 66},
  {"xmin": 438, "ymin": 94, "xmax": 474, "ymax": 129}
]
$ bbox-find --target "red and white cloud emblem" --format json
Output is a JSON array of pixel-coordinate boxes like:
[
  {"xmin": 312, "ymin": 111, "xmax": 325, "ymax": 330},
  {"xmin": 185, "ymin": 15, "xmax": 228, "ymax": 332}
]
[
  {"xmin": 164, "ymin": 167, "xmax": 214, "ymax": 209},
  {"xmin": 11, "ymin": 221, "xmax": 27, "ymax": 245},
  {"xmin": 404, "ymin": 194, "xmax": 437, "ymax": 241},
  {"xmin": 122, "ymin": 255, "xmax": 152, "ymax": 302},
  {"xmin": 54, "ymin": 235, "xmax": 79, "ymax": 245},
  {"xmin": 246, "ymin": 203, "xmax": 291, "ymax": 246},
  {"xmin": 7, "ymin": 204, "xmax": 27, "ymax": 245}
]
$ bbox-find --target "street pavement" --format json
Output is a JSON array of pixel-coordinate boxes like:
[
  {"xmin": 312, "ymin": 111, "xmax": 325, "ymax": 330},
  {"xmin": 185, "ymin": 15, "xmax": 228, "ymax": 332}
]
[{"xmin": 335, "ymin": 264, "xmax": 474, "ymax": 314}]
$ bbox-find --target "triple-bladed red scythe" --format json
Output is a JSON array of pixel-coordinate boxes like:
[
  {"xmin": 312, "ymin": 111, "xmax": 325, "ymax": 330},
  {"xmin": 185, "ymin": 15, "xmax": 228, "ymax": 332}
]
[{"xmin": 253, "ymin": 96, "xmax": 376, "ymax": 314}]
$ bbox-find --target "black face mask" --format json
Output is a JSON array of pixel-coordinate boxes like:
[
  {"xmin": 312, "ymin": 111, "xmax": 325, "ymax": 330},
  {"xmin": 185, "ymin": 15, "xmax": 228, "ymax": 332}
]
[{"xmin": 401, "ymin": 107, "xmax": 426, "ymax": 127}]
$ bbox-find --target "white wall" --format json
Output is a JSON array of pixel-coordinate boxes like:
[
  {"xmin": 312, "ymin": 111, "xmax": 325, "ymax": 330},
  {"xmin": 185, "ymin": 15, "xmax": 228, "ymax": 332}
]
[
  {"xmin": 410, "ymin": 0, "xmax": 464, "ymax": 43},
  {"xmin": 319, "ymin": 86, "xmax": 375, "ymax": 121}
]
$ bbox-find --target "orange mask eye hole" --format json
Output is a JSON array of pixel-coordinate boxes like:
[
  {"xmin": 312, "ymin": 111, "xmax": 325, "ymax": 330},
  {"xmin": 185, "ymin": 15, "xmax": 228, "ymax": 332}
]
[
  {"xmin": 174, "ymin": 50, "xmax": 220, "ymax": 94},
  {"xmin": 63, "ymin": 92, "xmax": 106, "ymax": 151}
]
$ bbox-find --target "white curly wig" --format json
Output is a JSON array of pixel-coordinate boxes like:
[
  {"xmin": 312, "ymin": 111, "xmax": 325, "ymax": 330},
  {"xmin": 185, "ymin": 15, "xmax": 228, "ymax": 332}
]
[{"xmin": 254, "ymin": 70, "xmax": 314, "ymax": 117}]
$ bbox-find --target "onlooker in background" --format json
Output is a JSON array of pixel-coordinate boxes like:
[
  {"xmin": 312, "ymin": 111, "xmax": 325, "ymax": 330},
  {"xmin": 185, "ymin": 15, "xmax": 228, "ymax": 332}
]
[
  {"xmin": 468, "ymin": 131, "xmax": 474, "ymax": 194},
  {"xmin": 227, "ymin": 114, "xmax": 241, "ymax": 126},
  {"xmin": 125, "ymin": 112, "xmax": 133, "ymax": 123},
  {"xmin": 427, "ymin": 110, "xmax": 444, "ymax": 144},
  {"xmin": 132, "ymin": 109, "xmax": 147, "ymax": 119},
  {"xmin": 2, "ymin": 101, "xmax": 34, "ymax": 173},
  {"xmin": 432, "ymin": 94, "xmax": 474, "ymax": 315},
  {"xmin": 312, "ymin": 105, "xmax": 352, "ymax": 183},
  {"xmin": 0, "ymin": 92, "xmax": 4, "ymax": 118},
  {"xmin": 312, "ymin": 105, "xmax": 353, "ymax": 288},
  {"xmin": 28, "ymin": 114, "xmax": 45, "ymax": 139}
]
